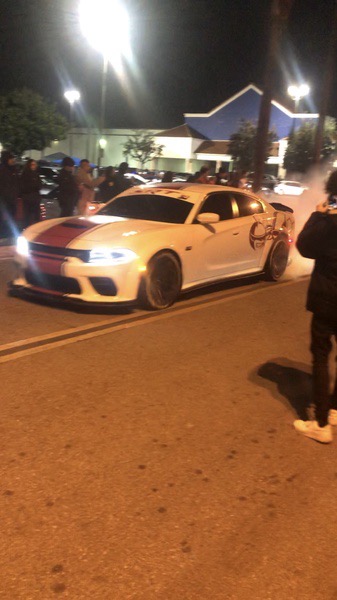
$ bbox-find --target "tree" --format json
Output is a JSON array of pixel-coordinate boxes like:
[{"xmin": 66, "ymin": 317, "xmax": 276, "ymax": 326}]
[
  {"xmin": 0, "ymin": 88, "xmax": 69, "ymax": 155},
  {"xmin": 123, "ymin": 130, "xmax": 164, "ymax": 168},
  {"xmin": 228, "ymin": 119, "xmax": 277, "ymax": 172},
  {"xmin": 283, "ymin": 118, "xmax": 336, "ymax": 173}
]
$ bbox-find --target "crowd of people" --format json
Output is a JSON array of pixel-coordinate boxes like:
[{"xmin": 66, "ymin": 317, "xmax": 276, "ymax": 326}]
[
  {"xmin": 0, "ymin": 153, "xmax": 133, "ymax": 237},
  {"xmin": 0, "ymin": 151, "xmax": 249, "ymax": 239},
  {"xmin": 186, "ymin": 165, "xmax": 248, "ymax": 188}
]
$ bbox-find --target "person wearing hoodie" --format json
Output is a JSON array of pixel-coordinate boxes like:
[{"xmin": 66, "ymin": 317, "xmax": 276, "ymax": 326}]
[
  {"xmin": 0, "ymin": 150, "xmax": 19, "ymax": 237},
  {"xmin": 294, "ymin": 170, "xmax": 337, "ymax": 443}
]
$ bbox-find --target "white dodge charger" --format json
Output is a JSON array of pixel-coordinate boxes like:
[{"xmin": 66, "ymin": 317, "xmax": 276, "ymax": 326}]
[{"xmin": 10, "ymin": 183, "xmax": 295, "ymax": 310}]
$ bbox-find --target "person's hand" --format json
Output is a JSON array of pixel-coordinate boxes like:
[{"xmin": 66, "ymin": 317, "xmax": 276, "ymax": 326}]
[{"xmin": 316, "ymin": 200, "xmax": 329, "ymax": 213}]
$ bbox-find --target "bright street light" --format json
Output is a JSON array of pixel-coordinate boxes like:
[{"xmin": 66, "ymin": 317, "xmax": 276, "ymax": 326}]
[
  {"xmin": 79, "ymin": 0, "xmax": 130, "ymax": 167},
  {"xmin": 64, "ymin": 89, "xmax": 81, "ymax": 106},
  {"xmin": 79, "ymin": 0, "xmax": 130, "ymax": 69},
  {"xmin": 64, "ymin": 90, "xmax": 81, "ymax": 156},
  {"xmin": 287, "ymin": 84, "xmax": 310, "ymax": 111}
]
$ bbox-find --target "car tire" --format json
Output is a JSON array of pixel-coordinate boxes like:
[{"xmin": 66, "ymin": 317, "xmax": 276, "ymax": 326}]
[
  {"xmin": 138, "ymin": 251, "xmax": 182, "ymax": 310},
  {"xmin": 264, "ymin": 238, "xmax": 289, "ymax": 281}
]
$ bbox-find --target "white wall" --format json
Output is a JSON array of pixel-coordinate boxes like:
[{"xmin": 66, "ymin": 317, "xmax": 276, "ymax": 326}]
[{"xmin": 27, "ymin": 127, "xmax": 288, "ymax": 177}]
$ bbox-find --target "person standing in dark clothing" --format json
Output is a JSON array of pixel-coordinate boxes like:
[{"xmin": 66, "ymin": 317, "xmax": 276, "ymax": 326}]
[
  {"xmin": 97, "ymin": 166, "xmax": 116, "ymax": 203},
  {"xmin": 112, "ymin": 162, "xmax": 132, "ymax": 197},
  {"xmin": 162, "ymin": 171, "xmax": 173, "ymax": 183},
  {"xmin": 294, "ymin": 170, "xmax": 337, "ymax": 443},
  {"xmin": 20, "ymin": 159, "xmax": 42, "ymax": 228},
  {"xmin": 214, "ymin": 168, "xmax": 228, "ymax": 185},
  {"xmin": 57, "ymin": 156, "xmax": 79, "ymax": 217},
  {"xmin": 0, "ymin": 150, "xmax": 19, "ymax": 237},
  {"xmin": 195, "ymin": 165, "xmax": 211, "ymax": 183}
]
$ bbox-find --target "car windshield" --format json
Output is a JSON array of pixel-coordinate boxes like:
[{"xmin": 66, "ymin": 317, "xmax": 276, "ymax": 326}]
[{"xmin": 97, "ymin": 193, "xmax": 194, "ymax": 224}]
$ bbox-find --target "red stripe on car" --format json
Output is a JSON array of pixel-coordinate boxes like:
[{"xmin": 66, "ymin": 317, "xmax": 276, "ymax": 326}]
[
  {"xmin": 30, "ymin": 218, "xmax": 100, "ymax": 278},
  {"xmin": 34, "ymin": 218, "xmax": 99, "ymax": 247}
]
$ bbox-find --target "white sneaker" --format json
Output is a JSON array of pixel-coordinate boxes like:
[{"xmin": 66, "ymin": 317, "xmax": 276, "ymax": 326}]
[
  {"xmin": 293, "ymin": 420, "xmax": 333, "ymax": 443},
  {"xmin": 329, "ymin": 410, "xmax": 337, "ymax": 426}
]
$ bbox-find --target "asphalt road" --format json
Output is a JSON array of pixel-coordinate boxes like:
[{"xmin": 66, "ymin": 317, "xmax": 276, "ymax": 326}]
[
  {"xmin": 2, "ymin": 235, "xmax": 337, "ymax": 599},
  {"xmin": 2, "ymin": 188, "xmax": 336, "ymax": 599}
]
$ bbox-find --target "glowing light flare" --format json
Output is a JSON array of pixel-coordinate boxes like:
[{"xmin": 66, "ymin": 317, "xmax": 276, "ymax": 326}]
[
  {"xmin": 64, "ymin": 90, "xmax": 81, "ymax": 105},
  {"xmin": 79, "ymin": 0, "xmax": 130, "ymax": 67},
  {"xmin": 17, "ymin": 235, "xmax": 29, "ymax": 257},
  {"xmin": 287, "ymin": 84, "xmax": 310, "ymax": 102}
]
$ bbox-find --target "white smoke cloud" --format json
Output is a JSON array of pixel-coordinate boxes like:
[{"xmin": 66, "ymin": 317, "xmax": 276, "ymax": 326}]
[{"xmin": 277, "ymin": 168, "xmax": 327, "ymax": 280}]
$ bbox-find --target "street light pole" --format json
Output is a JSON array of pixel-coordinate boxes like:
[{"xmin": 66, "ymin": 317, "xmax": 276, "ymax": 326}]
[
  {"xmin": 287, "ymin": 84, "xmax": 310, "ymax": 130},
  {"xmin": 79, "ymin": 0, "xmax": 130, "ymax": 168},
  {"xmin": 64, "ymin": 90, "xmax": 81, "ymax": 157},
  {"xmin": 98, "ymin": 56, "xmax": 108, "ymax": 168}
]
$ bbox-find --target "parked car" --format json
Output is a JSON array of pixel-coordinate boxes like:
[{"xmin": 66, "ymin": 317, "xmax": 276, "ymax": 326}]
[
  {"xmin": 247, "ymin": 173, "xmax": 279, "ymax": 190},
  {"xmin": 124, "ymin": 173, "xmax": 149, "ymax": 186},
  {"xmin": 273, "ymin": 180, "xmax": 307, "ymax": 196},
  {"xmin": 11, "ymin": 183, "xmax": 294, "ymax": 310},
  {"xmin": 39, "ymin": 166, "xmax": 60, "ymax": 182}
]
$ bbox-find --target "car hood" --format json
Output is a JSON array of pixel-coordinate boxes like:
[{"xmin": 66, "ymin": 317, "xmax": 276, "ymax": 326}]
[{"xmin": 30, "ymin": 215, "xmax": 176, "ymax": 247}]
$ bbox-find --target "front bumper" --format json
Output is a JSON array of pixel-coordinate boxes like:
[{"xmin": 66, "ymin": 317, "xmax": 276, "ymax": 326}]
[
  {"xmin": 8, "ymin": 280, "xmax": 136, "ymax": 308},
  {"xmin": 10, "ymin": 251, "xmax": 144, "ymax": 306}
]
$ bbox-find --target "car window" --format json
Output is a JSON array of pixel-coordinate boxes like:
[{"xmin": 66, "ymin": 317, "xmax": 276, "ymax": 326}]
[
  {"xmin": 97, "ymin": 193, "xmax": 193, "ymax": 224},
  {"xmin": 197, "ymin": 192, "xmax": 233, "ymax": 221},
  {"xmin": 233, "ymin": 193, "xmax": 265, "ymax": 217}
]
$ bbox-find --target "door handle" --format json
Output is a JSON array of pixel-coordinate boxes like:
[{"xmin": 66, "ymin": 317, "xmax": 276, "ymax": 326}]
[{"xmin": 233, "ymin": 231, "xmax": 239, "ymax": 235}]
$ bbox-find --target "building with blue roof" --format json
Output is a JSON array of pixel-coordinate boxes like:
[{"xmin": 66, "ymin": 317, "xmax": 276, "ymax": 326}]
[
  {"xmin": 34, "ymin": 84, "xmax": 319, "ymax": 177},
  {"xmin": 154, "ymin": 84, "xmax": 319, "ymax": 177}
]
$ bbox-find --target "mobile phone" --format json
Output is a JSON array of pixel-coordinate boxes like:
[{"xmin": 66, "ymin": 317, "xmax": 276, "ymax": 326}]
[{"xmin": 328, "ymin": 195, "xmax": 337, "ymax": 210}]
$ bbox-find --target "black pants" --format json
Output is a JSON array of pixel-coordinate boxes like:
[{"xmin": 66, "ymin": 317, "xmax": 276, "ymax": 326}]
[
  {"xmin": 22, "ymin": 194, "xmax": 40, "ymax": 229},
  {"xmin": 311, "ymin": 313, "xmax": 337, "ymax": 427},
  {"xmin": 0, "ymin": 198, "xmax": 17, "ymax": 237}
]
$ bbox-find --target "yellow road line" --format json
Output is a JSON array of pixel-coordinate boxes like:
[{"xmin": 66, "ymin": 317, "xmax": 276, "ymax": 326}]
[{"xmin": 0, "ymin": 277, "xmax": 307, "ymax": 364}]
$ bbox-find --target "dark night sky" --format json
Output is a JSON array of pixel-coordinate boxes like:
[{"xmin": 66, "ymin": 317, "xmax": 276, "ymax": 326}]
[{"xmin": 0, "ymin": 0, "xmax": 336, "ymax": 129}]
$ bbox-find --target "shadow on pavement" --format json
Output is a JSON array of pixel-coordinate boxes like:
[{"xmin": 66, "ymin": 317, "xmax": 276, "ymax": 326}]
[{"xmin": 250, "ymin": 357, "xmax": 312, "ymax": 420}]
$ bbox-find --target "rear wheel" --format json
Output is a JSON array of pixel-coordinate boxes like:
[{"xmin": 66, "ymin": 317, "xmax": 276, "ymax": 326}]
[
  {"xmin": 138, "ymin": 251, "xmax": 182, "ymax": 310},
  {"xmin": 265, "ymin": 238, "xmax": 289, "ymax": 281}
]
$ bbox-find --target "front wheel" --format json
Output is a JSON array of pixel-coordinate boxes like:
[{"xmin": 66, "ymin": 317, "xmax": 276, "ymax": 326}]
[
  {"xmin": 264, "ymin": 238, "xmax": 289, "ymax": 281},
  {"xmin": 138, "ymin": 251, "xmax": 182, "ymax": 310}
]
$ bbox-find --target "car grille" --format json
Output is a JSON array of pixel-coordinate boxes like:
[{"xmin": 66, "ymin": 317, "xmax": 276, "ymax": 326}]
[
  {"xmin": 25, "ymin": 269, "xmax": 81, "ymax": 295},
  {"xmin": 29, "ymin": 242, "xmax": 89, "ymax": 262}
]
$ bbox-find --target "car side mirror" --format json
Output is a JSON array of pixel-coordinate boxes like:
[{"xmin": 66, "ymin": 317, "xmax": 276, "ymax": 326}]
[{"xmin": 197, "ymin": 212, "xmax": 220, "ymax": 224}]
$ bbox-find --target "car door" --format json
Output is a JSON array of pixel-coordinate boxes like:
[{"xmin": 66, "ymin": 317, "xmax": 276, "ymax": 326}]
[
  {"xmin": 188, "ymin": 191, "xmax": 248, "ymax": 282},
  {"xmin": 230, "ymin": 192, "xmax": 268, "ymax": 271}
]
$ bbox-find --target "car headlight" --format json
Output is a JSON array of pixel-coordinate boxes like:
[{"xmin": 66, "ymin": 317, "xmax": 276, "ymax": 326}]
[
  {"xmin": 88, "ymin": 247, "xmax": 137, "ymax": 265},
  {"xmin": 17, "ymin": 235, "xmax": 29, "ymax": 257}
]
